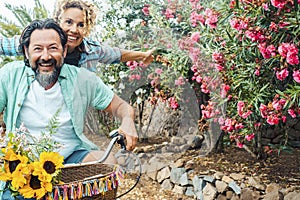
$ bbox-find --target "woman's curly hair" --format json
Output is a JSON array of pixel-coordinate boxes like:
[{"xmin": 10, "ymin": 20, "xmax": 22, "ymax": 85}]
[{"xmin": 53, "ymin": 0, "xmax": 98, "ymax": 36}]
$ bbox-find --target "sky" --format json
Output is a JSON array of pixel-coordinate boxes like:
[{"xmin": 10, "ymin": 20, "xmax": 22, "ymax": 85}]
[{"xmin": 0, "ymin": 0, "xmax": 55, "ymax": 22}]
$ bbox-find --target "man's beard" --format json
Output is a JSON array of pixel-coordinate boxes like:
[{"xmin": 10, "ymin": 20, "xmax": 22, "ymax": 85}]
[{"xmin": 35, "ymin": 66, "xmax": 60, "ymax": 88}]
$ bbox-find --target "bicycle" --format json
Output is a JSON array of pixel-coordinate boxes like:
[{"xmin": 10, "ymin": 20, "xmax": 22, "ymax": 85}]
[{"xmin": 45, "ymin": 130, "xmax": 142, "ymax": 200}]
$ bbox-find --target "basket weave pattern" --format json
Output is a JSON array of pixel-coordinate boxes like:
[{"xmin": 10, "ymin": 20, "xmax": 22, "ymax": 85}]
[{"xmin": 44, "ymin": 163, "xmax": 122, "ymax": 200}]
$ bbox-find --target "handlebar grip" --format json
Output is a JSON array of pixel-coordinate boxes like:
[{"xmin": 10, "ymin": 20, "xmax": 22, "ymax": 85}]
[{"xmin": 109, "ymin": 130, "xmax": 126, "ymax": 150}]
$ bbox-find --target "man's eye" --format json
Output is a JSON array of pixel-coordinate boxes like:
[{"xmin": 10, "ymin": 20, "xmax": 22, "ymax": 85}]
[
  {"xmin": 65, "ymin": 20, "xmax": 72, "ymax": 25},
  {"xmin": 33, "ymin": 47, "xmax": 41, "ymax": 51}
]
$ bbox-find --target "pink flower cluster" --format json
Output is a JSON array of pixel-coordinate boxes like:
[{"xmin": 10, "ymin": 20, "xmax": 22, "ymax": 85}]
[
  {"xmin": 212, "ymin": 51, "xmax": 226, "ymax": 72},
  {"xmin": 230, "ymin": 18, "xmax": 249, "ymax": 32},
  {"xmin": 190, "ymin": 11, "xmax": 205, "ymax": 27},
  {"xmin": 259, "ymin": 96, "xmax": 287, "ymax": 125},
  {"xmin": 168, "ymin": 97, "xmax": 179, "ymax": 109},
  {"xmin": 204, "ymin": 8, "xmax": 219, "ymax": 29},
  {"xmin": 142, "ymin": 4, "xmax": 150, "ymax": 16},
  {"xmin": 126, "ymin": 61, "xmax": 147, "ymax": 81},
  {"xmin": 237, "ymin": 101, "xmax": 252, "ymax": 119},
  {"xmin": 164, "ymin": 8, "xmax": 175, "ymax": 19},
  {"xmin": 278, "ymin": 43, "xmax": 299, "ymax": 65},
  {"xmin": 258, "ymin": 43, "xmax": 276, "ymax": 59},
  {"xmin": 201, "ymin": 101, "xmax": 218, "ymax": 119},
  {"xmin": 220, "ymin": 117, "xmax": 244, "ymax": 133}
]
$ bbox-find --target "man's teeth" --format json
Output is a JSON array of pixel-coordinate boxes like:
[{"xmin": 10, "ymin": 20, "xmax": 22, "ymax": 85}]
[{"xmin": 40, "ymin": 63, "xmax": 52, "ymax": 66}]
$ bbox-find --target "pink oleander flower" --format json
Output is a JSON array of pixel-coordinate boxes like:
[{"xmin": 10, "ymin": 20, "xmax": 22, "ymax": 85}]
[
  {"xmin": 212, "ymin": 52, "xmax": 225, "ymax": 64},
  {"xmin": 255, "ymin": 69, "xmax": 260, "ymax": 76},
  {"xmin": 220, "ymin": 84, "xmax": 230, "ymax": 98},
  {"xmin": 155, "ymin": 68, "xmax": 163, "ymax": 75},
  {"xmin": 258, "ymin": 43, "xmax": 276, "ymax": 59},
  {"xmin": 201, "ymin": 82, "xmax": 210, "ymax": 93},
  {"xmin": 237, "ymin": 141, "xmax": 243, "ymax": 148},
  {"xmin": 282, "ymin": 116, "xmax": 287, "ymax": 123},
  {"xmin": 204, "ymin": 8, "xmax": 218, "ymax": 29},
  {"xmin": 287, "ymin": 52, "xmax": 299, "ymax": 65},
  {"xmin": 262, "ymin": 3, "xmax": 269, "ymax": 10},
  {"xmin": 142, "ymin": 4, "xmax": 150, "ymax": 16},
  {"xmin": 293, "ymin": 70, "xmax": 300, "ymax": 83},
  {"xmin": 164, "ymin": 8, "xmax": 175, "ymax": 19},
  {"xmin": 271, "ymin": 0, "xmax": 287, "ymax": 9},
  {"xmin": 221, "ymin": 118, "xmax": 235, "ymax": 132},
  {"xmin": 189, "ymin": 47, "xmax": 201, "ymax": 62},
  {"xmin": 126, "ymin": 61, "xmax": 139, "ymax": 70},
  {"xmin": 230, "ymin": 18, "xmax": 248, "ymax": 31},
  {"xmin": 245, "ymin": 133, "xmax": 255, "ymax": 141},
  {"xmin": 272, "ymin": 98, "xmax": 286, "ymax": 111},
  {"xmin": 288, "ymin": 109, "xmax": 297, "ymax": 118},
  {"xmin": 266, "ymin": 114, "xmax": 280, "ymax": 125},
  {"xmin": 175, "ymin": 76, "xmax": 185, "ymax": 86},
  {"xmin": 190, "ymin": 11, "xmax": 205, "ymax": 27},
  {"xmin": 269, "ymin": 22, "xmax": 278, "ymax": 32},
  {"xmin": 191, "ymin": 32, "xmax": 201, "ymax": 42},
  {"xmin": 215, "ymin": 64, "xmax": 224, "ymax": 71},
  {"xmin": 259, "ymin": 104, "xmax": 268, "ymax": 118},
  {"xmin": 168, "ymin": 97, "xmax": 179, "ymax": 109},
  {"xmin": 276, "ymin": 68, "xmax": 289, "ymax": 81},
  {"xmin": 235, "ymin": 123, "xmax": 244, "ymax": 130}
]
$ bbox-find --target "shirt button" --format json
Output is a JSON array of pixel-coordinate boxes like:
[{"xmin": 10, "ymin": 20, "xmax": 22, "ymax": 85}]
[{"xmin": 18, "ymin": 103, "xmax": 21, "ymax": 107}]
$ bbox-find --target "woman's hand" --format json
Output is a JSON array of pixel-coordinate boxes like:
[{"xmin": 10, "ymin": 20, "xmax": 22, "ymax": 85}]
[{"xmin": 142, "ymin": 48, "xmax": 155, "ymax": 66}]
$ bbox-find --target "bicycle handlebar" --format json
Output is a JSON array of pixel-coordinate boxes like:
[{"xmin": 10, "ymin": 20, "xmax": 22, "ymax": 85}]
[{"xmin": 64, "ymin": 130, "xmax": 126, "ymax": 167}]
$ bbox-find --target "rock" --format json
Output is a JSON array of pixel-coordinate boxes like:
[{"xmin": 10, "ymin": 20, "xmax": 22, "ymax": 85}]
[
  {"xmin": 193, "ymin": 175, "xmax": 206, "ymax": 193},
  {"xmin": 157, "ymin": 166, "xmax": 171, "ymax": 183},
  {"xmin": 172, "ymin": 185, "xmax": 186, "ymax": 194},
  {"xmin": 204, "ymin": 175, "xmax": 215, "ymax": 183},
  {"xmin": 160, "ymin": 179, "xmax": 174, "ymax": 191},
  {"xmin": 248, "ymin": 177, "xmax": 266, "ymax": 190},
  {"xmin": 179, "ymin": 172, "xmax": 189, "ymax": 186},
  {"xmin": 222, "ymin": 175, "xmax": 233, "ymax": 183},
  {"xmin": 230, "ymin": 173, "xmax": 245, "ymax": 181},
  {"xmin": 240, "ymin": 188, "xmax": 260, "ymax": 200},
  {"xmin": 188, "ymin": 135, "xmax": 204, "ymax": 150},
  {"xmin": 215, "ymin": 180, "xmax": 228, "ymax": 193},
  {"xmin": 213, "ymin": 171, "xmax": 224, "ymax": 180},
  {"xmin": 229, "ymin": 181, "xmax": 241, "ymax": 195},
  {"xmin": 185, "ymin": 186, "xmax": 195, "ymax": 197},
  {"xmin": 263, "ymin": 191, "xmax": 283, "ymax": 200},
  {"xmin": 284, "ymin": 191, "xmax": 300, "ymax": 200},
  {"xmin": 170, "ymin": 167, "xmax": 186, "ymax": 184},
  {"xmin": 216, "ymin": 194, "xmax": 227, "ymax": 200},
  {"xmin": 203, "ymin": 183, "xmax": 217, "ymax": 200}
]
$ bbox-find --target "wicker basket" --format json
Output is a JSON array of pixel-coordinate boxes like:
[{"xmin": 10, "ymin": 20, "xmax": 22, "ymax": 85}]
[{"xmin": 44, "ymin": 163, "xmax": 123, "ymax": 200}]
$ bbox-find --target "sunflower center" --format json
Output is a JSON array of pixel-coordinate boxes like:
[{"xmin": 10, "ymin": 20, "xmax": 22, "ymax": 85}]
[
  {"xmin": 30, "ymin": 175, "xmax": 41, "ymax": 189},
  {"xmin": 8, "ymin": 160, "xmax": 21, "ymax": 173},
  {"xmin": 43, "ymin": 161, "xmax": 56, "ymax": 174}
]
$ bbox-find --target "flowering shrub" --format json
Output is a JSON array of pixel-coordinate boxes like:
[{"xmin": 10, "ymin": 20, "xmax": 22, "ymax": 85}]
[
  {"xmin": 0, "ymin": 116, "xmax": 64, "ymax": 199},
  {"xmin": 96, "ymin": 0, "xmax": 300, "ymax": 155}
]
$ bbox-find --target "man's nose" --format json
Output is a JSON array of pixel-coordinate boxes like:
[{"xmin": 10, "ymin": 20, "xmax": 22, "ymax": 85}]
[{"xmin": 41, "ymin": 49, "xmax": 52, "ymax": 60}]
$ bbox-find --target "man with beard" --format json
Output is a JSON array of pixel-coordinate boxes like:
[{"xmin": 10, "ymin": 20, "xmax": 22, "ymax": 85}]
[{"xmin": 0, "ymin": 18, "xmax": 138, "ymax": 164}]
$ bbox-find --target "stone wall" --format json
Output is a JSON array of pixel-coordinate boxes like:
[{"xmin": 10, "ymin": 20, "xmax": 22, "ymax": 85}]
[{"xmin": 139, "ymin": 152, "xmax": 300, "ymax": 200}]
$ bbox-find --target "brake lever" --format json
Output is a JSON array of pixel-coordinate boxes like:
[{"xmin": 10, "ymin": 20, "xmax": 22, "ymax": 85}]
[{"xmin": 109, "ymin": 129, "xmax": 126, "ymax": 150}]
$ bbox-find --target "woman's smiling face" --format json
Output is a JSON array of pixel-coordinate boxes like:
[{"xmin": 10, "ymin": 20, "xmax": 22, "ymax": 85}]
[{"xmin": 59, "ymin": 8, "xmax": 87, "ymax": 53}]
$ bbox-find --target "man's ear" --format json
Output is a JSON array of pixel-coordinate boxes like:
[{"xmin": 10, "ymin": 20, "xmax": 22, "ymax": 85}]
[{"xmin": 24, "ymin": 47, "xmax": 29, "ymax": 59}]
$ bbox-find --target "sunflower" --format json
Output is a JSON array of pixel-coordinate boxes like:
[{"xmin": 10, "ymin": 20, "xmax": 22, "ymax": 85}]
[
  {"xmin": 0, "ymin": 148, "xmax": 29, "ymax": 184},
  {"xmin": 18, "ymin": 174, "xmax": 53, "ymax": 199},
  {"xmin": 38, "ymin": 152, "xmax": 64, "ymax": 176}
]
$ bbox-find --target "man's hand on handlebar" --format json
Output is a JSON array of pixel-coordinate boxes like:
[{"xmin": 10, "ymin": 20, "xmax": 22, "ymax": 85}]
[{"xmin": 118, "ymin": 117, "xmax": 138, "ymax": 151}]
